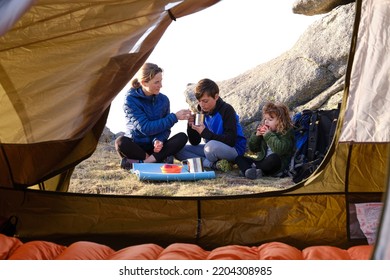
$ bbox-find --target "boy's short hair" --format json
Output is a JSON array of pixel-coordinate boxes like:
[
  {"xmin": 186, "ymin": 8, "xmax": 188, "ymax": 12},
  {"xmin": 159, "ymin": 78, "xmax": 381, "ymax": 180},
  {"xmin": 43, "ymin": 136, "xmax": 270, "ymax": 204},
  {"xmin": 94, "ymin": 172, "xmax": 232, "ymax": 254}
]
[{"xmin": 195, "ymin": 78, "xmax": 219, "ymax": 100}]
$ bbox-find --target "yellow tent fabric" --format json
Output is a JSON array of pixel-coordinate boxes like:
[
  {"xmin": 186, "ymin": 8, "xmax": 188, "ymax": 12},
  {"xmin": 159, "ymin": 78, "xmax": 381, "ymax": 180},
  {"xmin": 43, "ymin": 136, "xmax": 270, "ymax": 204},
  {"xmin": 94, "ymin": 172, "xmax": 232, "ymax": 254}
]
[
  {"xmin": 0, "ymin": 0, "xmax": 219, "ymax": 189},
  {"xmin": 0, "ymin": 0, "xmax": 389, "ymax": 256}
]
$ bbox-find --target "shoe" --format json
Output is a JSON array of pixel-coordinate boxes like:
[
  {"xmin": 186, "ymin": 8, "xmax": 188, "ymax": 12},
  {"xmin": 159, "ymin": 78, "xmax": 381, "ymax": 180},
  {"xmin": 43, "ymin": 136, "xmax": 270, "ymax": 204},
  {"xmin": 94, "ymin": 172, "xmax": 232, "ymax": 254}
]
[
  {"xmin": 244, "ymin": 168, "xmax": 263, "ymax": 179},
  {"xmin": 120, "ymin": 157, "xmax": 141, "ymax": 170},
  {"xmin": 215, "ymin": 159, "xmax": 233, "ymax": 172}
]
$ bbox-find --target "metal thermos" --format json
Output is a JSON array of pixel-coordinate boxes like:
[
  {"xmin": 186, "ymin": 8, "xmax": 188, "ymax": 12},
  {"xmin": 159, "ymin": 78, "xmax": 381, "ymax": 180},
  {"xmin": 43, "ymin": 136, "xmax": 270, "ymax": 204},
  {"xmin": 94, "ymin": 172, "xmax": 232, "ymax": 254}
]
[{"xmin": 187, "ymin": 158, "xmax": 204, "ymax": 173}]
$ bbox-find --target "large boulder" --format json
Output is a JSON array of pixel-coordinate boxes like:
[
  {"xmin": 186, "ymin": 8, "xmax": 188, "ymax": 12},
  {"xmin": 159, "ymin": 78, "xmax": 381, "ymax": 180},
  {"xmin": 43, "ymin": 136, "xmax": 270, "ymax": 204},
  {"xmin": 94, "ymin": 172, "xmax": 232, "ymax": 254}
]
[
  {"xmin": 184, "ymin": 2, "xmax": 355, "ymax": 137},
  {"xmin": 293, "ymin": 0, "xmax": 355, "ymax": 16}
]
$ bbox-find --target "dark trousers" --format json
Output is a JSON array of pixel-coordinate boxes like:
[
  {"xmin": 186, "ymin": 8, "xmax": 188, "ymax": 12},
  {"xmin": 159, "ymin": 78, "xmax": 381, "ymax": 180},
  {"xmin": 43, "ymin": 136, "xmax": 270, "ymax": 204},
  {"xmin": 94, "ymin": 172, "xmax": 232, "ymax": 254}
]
[
  {"xmin": 235, "ymin": 153, "xmax": 282, "ymax": 176},
  {"xmin": 115, "ymin": 133, "xmax": 188, "ymax": 162}
]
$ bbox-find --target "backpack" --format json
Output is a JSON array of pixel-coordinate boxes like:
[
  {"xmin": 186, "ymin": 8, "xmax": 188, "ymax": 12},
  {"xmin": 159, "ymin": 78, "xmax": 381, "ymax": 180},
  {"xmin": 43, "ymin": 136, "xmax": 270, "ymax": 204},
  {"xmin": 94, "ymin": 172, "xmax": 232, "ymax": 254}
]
[{"xmin": 289, "ymin": 106, "xmax": 340, "ymax": 183}]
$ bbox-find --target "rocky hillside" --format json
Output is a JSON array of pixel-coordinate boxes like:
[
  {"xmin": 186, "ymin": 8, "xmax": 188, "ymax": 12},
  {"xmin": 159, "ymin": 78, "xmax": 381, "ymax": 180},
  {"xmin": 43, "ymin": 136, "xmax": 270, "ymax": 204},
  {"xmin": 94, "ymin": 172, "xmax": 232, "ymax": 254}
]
[
  {"xmin": 184, "ymin": 0, "xmax": 355, "ymax": 137},
  {"xmin": 102, "ymin": 0, "xmax": 356, "ymax": 140}
]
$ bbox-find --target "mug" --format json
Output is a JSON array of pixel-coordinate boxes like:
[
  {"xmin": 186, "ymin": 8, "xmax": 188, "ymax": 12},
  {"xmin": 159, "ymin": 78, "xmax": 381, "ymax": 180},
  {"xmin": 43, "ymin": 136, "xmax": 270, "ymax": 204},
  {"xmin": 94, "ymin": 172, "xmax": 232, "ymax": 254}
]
[
  {"xmin": 194, "ymin": 113, "xmax": 204, "ymax": 126},
  {"xmin": 187, "ymin": 158, "xmax": 204, "ymax": 173}
]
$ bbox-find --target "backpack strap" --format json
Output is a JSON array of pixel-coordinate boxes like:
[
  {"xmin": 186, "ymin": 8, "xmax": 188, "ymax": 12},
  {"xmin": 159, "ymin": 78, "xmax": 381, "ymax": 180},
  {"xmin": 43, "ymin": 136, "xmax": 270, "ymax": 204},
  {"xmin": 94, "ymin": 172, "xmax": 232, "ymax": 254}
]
[
  {"xmin": 326, "ymin": 109, "xmax": 339, "ymax": 150},
  {"xmin": 307, "ymin": 111, "xmax": 319, "ymax": 161}
]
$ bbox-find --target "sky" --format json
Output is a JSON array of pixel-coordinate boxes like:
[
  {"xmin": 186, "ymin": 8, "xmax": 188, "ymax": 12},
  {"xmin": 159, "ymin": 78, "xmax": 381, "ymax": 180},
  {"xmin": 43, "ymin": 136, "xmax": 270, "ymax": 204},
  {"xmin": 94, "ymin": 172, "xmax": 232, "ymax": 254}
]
[{"xmin": 106, "ymin": 0, "xmax": 321, "ymax": 134}]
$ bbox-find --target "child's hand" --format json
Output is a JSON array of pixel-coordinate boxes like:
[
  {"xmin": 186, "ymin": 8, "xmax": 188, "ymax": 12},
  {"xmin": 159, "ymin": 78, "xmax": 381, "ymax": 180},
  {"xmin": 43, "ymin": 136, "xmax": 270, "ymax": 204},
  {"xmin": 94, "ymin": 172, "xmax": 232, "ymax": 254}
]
[
  {"xmin": 188, "ymin": 113, "xmax": 195, "ymax": 126},
  {"xmin": 257, "ymin": 124, "xmax": 269, "ymax": 136},
  {"xmin": 191, "ymin": 123, "xmax": 205, "ymax": 135}
]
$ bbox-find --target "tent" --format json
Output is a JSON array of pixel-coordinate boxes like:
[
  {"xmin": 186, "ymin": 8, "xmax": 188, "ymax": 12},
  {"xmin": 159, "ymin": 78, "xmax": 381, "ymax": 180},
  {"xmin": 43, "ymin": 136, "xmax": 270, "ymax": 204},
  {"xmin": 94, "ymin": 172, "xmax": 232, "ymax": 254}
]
[{"xmin": 0, "ymin": 0, "xmax": 389, "ymax": 258}]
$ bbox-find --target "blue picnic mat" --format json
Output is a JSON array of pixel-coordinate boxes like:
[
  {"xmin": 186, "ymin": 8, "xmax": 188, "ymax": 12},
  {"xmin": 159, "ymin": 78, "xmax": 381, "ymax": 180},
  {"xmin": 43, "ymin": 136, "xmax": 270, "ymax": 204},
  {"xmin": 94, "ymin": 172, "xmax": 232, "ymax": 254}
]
[{"xmin": 132, "ymin": 163, "xmax": 216, "ymax": 181}]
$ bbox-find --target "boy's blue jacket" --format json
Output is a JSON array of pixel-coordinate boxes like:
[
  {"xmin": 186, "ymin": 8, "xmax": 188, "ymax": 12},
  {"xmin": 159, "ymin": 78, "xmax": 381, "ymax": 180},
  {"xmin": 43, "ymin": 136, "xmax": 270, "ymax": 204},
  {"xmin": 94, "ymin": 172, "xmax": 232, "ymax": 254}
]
[
  {"xmin": 124, "ymin": 87, "xmax": 178, "ymax": 145},
  {"xmin": 187, "ymin": 98, "xmax": 247, "ymax": 155}
]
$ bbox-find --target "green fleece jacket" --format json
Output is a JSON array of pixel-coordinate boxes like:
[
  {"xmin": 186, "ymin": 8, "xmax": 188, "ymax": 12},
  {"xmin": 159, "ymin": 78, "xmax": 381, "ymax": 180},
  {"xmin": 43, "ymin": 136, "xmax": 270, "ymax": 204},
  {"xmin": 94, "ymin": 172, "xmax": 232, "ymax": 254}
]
[{"xmin": 248, "ymin": 128, "xmax": 295, "ymax": 174}]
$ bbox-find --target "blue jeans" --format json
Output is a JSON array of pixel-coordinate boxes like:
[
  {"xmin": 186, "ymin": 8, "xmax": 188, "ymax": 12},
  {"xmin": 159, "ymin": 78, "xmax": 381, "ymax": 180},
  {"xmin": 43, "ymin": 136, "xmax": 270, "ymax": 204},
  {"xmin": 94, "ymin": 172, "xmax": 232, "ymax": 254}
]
[{"xmin": 175, "ymin": 140, "xmax": 238, "ymax": 168}]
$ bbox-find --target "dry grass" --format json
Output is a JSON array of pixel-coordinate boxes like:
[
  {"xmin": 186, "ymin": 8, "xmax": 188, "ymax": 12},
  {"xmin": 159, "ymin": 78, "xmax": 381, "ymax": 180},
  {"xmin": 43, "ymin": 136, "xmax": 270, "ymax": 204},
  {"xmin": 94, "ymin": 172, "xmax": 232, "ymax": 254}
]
[{"xmin": 68, "ymin": 142, "xmax": 295, "ymax": 196}]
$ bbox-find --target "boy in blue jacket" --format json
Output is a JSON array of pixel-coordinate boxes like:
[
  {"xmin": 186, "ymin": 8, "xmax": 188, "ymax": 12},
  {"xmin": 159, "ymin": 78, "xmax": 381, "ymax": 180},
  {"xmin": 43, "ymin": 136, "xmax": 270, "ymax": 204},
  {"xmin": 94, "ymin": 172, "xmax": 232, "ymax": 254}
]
[{"xmin": 175, "ymin": 78, "xmax": 247, "ymax": 172}]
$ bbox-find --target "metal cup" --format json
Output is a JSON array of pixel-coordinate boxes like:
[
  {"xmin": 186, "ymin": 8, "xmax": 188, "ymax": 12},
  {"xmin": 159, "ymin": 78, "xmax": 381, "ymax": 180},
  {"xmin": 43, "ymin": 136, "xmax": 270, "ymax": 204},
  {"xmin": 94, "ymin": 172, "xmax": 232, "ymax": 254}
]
[{"xmin": 194, "ymin": 113, "xmax": 204, "ymax": 126}]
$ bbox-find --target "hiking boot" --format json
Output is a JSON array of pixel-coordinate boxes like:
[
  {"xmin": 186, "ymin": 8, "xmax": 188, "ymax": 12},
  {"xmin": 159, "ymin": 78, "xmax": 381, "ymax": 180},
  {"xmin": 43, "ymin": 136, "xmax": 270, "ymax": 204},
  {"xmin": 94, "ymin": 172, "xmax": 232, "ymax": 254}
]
[
  {"xmin": 120, "ymin": 157, "xmax": 141, "ymax": 170},
  {"xmin": 215, "ymin": 159, "xmax": 233, "ymax": 172},
  {"xmin": 245, "ymin": 168, "xmax": 263, "ymax": 180}
]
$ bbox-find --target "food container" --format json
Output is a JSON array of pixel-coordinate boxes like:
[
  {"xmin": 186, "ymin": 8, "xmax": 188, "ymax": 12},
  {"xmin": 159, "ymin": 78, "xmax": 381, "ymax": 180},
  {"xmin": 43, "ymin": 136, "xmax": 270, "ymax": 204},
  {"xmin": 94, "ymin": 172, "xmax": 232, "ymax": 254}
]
[{"xmin": 161, "ymin": 164, "xmax": 183, "ymax": 173}]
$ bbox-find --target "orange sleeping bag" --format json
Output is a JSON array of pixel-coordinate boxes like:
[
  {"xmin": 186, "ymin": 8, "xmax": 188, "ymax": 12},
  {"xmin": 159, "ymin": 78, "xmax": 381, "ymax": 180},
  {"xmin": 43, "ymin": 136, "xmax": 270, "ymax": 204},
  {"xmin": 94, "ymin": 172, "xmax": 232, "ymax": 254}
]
[{"xmin": 0, "ymin": 234, "xmax": 372, "ymax": 260}]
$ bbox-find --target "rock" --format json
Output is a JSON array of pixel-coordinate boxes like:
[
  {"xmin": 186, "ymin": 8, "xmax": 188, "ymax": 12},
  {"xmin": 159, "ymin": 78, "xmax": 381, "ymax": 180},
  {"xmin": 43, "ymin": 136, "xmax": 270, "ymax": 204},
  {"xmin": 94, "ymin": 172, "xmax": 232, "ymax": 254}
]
[
  {"xmin": 292, "ymin": 0, "xmax": 355, "ymax": 16},
  {"xmin": 183, "ymin": 2, "xmax": 355, "ymax": 138},
  {"xmin": 99, "ymin": 126, "xmax": 115, "ymax": 143}
]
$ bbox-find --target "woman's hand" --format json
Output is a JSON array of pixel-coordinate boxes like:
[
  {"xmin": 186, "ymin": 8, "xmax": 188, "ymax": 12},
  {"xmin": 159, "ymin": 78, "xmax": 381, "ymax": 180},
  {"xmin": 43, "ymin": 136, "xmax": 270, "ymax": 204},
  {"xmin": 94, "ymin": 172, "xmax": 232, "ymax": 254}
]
[
  {"xmin": 154, "ymin": 140, "xmax": 163, "ymax": 153},
  {"xmin": 175, "ymin": 109, "xmax": 192, "ymax": 120}
]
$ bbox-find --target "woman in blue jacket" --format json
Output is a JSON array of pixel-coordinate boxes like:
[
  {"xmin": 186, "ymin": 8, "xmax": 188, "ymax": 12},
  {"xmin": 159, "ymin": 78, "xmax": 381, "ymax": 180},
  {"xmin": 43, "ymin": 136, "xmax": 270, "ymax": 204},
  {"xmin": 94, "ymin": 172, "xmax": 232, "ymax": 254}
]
[{"xmin": 115, "ymin": 63, "xmax": 191, "ymax": 170}]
